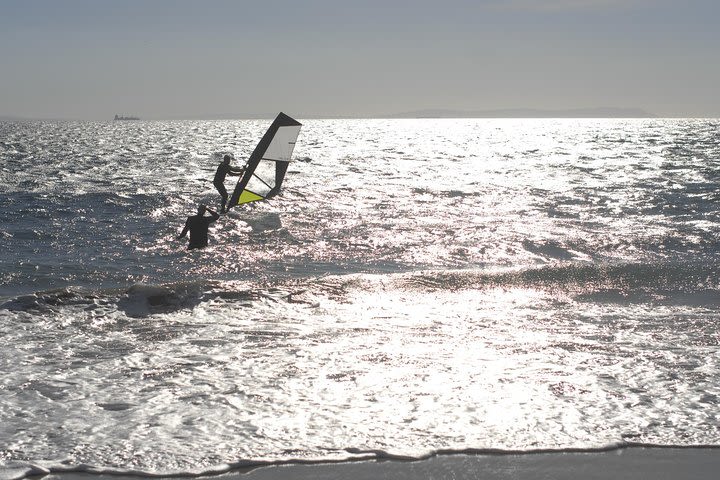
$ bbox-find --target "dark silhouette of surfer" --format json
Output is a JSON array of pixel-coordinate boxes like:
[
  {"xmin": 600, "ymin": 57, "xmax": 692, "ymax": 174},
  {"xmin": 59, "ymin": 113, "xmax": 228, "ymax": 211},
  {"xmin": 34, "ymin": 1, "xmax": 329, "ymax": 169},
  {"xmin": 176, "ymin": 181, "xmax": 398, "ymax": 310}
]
[
  {"xmin": 178, "ymin": 205, "xmax": 220, "ymax": 250},
  {"xmin": 214, "ymin": 155, "xmax": 245, "ymax": 213}
]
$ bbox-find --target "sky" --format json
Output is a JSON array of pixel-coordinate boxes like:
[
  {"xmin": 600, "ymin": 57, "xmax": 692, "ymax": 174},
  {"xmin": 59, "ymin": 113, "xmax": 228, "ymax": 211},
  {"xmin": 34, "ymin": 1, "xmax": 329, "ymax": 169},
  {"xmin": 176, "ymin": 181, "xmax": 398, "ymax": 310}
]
[{"xmin": 0, "ymin": 0, "xmax": 718, "ymax": 119}]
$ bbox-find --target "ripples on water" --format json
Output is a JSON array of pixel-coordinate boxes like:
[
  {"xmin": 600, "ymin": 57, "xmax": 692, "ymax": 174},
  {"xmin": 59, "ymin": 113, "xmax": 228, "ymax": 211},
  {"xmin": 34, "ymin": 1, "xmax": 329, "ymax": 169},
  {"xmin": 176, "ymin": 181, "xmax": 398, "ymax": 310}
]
[{"xmin": 0, "ymin": 118, "xmax": 719, "ymax": 476}]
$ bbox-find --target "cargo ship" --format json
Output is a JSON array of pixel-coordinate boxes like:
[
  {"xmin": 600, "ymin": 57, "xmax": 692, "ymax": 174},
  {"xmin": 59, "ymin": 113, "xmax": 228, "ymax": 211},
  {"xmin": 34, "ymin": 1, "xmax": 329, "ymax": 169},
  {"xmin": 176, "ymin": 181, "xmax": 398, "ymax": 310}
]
[{"xmin": 114, "ymin": 114, "xmax": 140, "ymax": 121}]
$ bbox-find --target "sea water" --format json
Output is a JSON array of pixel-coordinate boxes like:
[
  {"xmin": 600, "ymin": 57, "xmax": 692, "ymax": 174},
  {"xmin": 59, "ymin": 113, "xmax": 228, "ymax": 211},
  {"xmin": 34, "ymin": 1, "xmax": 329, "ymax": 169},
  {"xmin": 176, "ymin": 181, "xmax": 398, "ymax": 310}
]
[{"xmin": 0, "ymin": 118, "xmax": 718, "ymax": 477}]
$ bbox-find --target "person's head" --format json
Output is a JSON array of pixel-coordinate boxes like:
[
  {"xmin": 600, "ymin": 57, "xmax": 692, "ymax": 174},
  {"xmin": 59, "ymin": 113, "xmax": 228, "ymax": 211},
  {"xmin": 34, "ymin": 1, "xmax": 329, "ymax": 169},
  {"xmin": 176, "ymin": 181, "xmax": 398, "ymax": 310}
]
[
  {"xmin": 197, "ymin": 204, "xmax": 206, "ymax": 215},
  {"xmin": 223, "ymin": 154, "xmax": 231, "ymax": 164}
]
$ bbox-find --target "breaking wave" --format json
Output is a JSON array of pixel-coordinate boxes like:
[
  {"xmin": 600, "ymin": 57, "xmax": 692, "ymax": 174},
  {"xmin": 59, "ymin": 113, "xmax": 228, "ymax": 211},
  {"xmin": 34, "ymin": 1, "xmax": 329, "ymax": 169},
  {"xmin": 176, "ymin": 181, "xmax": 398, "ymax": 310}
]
[{"xmin": 3, "ymin": 260, "xmax": 718, "ymax": 317}]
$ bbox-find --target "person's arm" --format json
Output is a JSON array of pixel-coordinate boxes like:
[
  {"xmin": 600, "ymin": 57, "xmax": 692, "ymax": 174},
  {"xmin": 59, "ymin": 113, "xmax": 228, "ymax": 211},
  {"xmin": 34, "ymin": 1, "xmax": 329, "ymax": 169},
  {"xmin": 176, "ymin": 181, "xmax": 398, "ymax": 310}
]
[
  {"xmin": 206, "ymin": 207, "xmax": 220, "ymax": 222},
  {"xmin": 178, "ymin": 218, "xmax": 190, "ymax": 239},
  {"xmin": 228, "ymin": 165, "xmax": 245, "ymax": 175}
]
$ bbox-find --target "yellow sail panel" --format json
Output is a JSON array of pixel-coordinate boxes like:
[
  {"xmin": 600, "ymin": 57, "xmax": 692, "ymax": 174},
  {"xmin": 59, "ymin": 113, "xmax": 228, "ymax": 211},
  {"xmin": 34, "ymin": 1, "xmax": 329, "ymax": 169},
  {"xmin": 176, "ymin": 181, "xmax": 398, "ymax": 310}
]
[{"xmin": 237, "ymin": 190, "xmax": 264, "ymax": 205}]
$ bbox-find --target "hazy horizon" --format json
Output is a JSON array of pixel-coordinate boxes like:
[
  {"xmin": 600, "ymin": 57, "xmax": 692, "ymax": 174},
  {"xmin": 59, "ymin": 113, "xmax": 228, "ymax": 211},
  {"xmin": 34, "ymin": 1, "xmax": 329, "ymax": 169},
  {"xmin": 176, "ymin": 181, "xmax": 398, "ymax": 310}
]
[
  {"xmin": 1, "ymin": 0, "xmax": 718, "ymax": 120},
  {"xmin": 0, "ymin": 107, "xmax": 665, "ymax": 122}
]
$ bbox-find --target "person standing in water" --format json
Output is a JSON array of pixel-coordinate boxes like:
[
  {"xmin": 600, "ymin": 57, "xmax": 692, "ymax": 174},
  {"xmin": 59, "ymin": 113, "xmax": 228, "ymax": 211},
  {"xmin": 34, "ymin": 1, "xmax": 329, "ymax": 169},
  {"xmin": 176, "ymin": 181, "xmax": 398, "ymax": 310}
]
[
  {"xmin": 214, "ymin": 155, "xmax": 245, "ymax": 213},
  {"xmin": 177, "ymin": 204, "xmax": 220, "ymax": 250}
]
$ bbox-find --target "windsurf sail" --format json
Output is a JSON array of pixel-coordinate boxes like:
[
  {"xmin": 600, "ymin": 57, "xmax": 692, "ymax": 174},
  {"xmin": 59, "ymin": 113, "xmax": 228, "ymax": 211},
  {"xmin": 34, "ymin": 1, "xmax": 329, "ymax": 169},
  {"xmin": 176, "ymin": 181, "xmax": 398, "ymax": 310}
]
[{"xmin": 228, "ymin": 112, "xmax": 302, "ymax": 209}]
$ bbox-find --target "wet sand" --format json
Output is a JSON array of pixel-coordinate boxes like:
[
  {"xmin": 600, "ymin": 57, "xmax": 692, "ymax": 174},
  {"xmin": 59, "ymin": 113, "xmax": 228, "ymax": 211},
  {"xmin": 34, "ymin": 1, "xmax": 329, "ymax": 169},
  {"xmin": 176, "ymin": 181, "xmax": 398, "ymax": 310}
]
[{"xmin": 42, "ymin": 447, "xmax": 720, "ymax": 480}]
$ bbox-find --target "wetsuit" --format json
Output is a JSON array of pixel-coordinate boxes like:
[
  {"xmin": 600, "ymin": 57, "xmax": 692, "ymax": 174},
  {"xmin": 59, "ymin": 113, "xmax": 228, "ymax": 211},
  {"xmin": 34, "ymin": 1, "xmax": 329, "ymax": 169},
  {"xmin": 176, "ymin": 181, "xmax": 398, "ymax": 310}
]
[
  {"xmin": 179, "ymin": 211, "xmax": 220, "ymax": 250},
  {"xmin": 214, "ymin": 163, "xmax": 244, "ymax": 212}
]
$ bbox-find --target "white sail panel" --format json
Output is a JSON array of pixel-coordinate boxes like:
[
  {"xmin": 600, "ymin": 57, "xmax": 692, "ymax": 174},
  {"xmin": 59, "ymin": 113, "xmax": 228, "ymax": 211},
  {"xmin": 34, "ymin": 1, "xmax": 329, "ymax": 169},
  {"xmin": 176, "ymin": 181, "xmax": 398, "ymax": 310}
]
[{"xmin": 264, "ymin": 125, "xmax": 301, "ymax": 162}]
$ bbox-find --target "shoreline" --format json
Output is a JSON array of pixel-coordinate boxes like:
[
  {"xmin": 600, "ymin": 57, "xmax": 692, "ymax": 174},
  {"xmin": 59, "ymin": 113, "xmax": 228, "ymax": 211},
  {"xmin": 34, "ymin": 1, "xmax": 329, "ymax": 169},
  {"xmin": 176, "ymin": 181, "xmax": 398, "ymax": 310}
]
[{"xmin": 31, "ymin": 446, "xmax": 720, "ymax": 480}]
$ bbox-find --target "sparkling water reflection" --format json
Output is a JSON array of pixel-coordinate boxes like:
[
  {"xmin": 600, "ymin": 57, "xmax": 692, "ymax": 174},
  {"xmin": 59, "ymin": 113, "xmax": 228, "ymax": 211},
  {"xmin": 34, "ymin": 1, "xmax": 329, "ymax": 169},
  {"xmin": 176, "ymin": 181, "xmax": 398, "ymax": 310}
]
[{"xmin": 0, "ymin": 118, "xmax": 718, "ymax": 475}]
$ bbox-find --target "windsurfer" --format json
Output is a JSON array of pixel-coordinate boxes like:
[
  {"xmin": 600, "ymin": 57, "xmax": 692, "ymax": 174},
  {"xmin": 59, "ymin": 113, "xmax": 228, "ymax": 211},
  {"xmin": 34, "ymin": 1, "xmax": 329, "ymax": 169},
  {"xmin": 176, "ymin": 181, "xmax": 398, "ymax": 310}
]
[
  {"xmin": 177, "ymin": 204, "xmax": 220, "ymax": 250},
  {"xmin": 214, "ymin": 155, "xmax": 245, "ymax": 213}
]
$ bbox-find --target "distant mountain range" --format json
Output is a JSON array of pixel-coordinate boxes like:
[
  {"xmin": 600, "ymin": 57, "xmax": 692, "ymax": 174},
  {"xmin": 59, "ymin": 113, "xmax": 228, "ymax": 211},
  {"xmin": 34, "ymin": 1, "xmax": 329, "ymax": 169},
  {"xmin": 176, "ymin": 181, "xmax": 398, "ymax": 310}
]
[
  {"xmin": 384, "ymin": 107, "xmax": 657, "ymax": 118},
  {"xmin": 0, "ymin": 115, "xmax": 64, "ymax": 121}
]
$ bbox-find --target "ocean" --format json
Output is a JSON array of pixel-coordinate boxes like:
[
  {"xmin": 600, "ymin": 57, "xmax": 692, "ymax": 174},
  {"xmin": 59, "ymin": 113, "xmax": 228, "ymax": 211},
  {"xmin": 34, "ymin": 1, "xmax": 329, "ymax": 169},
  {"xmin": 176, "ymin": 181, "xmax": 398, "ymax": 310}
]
[{"xmin": 0, "ymin": 118, "xmax": 718, "ymax": 478}]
